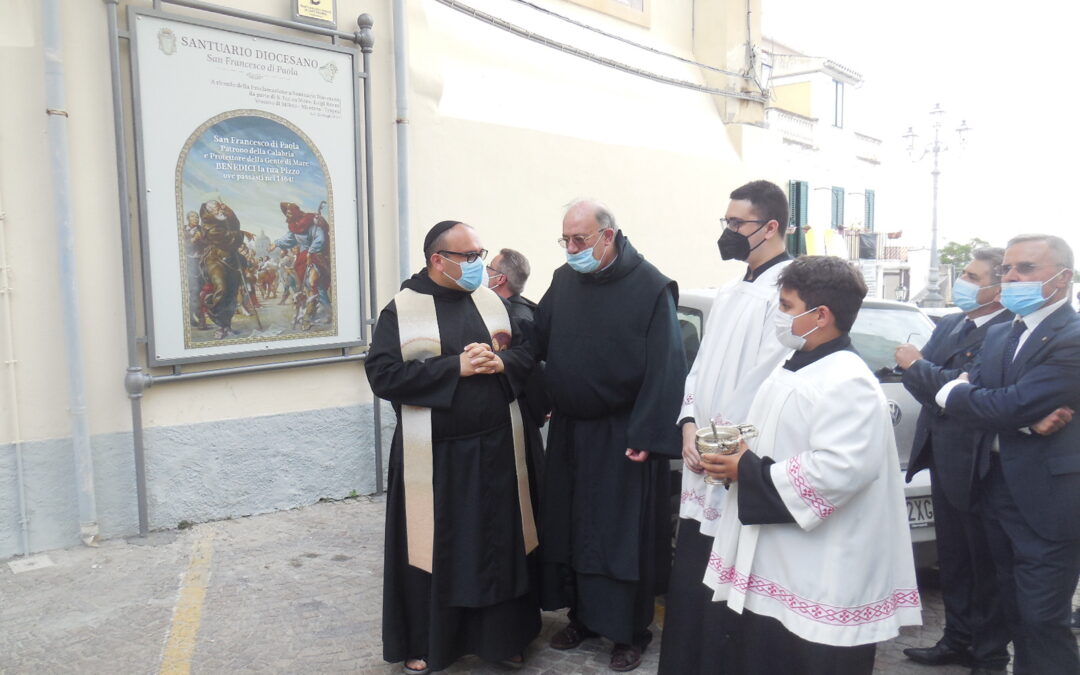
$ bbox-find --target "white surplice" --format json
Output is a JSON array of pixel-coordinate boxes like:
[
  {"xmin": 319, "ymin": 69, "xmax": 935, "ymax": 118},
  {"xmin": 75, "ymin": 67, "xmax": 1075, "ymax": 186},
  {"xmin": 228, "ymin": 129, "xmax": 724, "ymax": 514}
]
[
  {"xmin": 677, "ymin": 260, "xmax": 791, "ymax": 536},
  {"xmin": 703, "ymin": 349, "xmax": 922, "ymax": 647}
]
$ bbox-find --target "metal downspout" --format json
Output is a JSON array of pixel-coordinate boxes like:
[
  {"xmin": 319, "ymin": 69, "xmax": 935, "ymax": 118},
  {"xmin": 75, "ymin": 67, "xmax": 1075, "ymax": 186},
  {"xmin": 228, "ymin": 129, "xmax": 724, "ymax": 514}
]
[
  {"xmin": 43, "ymin": 0, "xmax": 99, "ymax": 546},
  {"xmin": 393, "ymin": 0, "xmax": 411, "ymax": 282},
  {"xmin": 104, "ymin": 0, "xmax": 150, "ymax": 536},
  {"xmin": 357, "ymin": 16, "xmax": 385, "ymax": 496},
  {"xmin": 0, "ymin": 186, "xmax": 32, "ymax": 556}
]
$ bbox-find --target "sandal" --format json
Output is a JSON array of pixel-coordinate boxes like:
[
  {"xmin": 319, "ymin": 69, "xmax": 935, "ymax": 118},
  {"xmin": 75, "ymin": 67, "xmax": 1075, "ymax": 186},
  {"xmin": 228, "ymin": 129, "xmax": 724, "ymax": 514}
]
[
  {"xmin": 610, "ymin": 643, "xmax": 643, "ymax": 672},
  {"xmin": 403, "ymin": 658, "xmax": 429, "ymax": 675},
  {"xmin": 550, "ymin": 621, "xmax": 598, "ymax": 650},
  {"xmin": 498, "ymin": 653, "xmax": 525, "ymax": 670}
]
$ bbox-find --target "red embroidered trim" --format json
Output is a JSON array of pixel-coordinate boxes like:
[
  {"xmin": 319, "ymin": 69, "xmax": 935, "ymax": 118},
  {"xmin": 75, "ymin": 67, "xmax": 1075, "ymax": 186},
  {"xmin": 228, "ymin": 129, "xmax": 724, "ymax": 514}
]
[
  {"xmin": 707, "ymin": 553, "xmax": 920, "ymax": 626},
  {"xmin": 786, "ymin": 456, "xmax": 835, "ymax": 519},
  {"xmin": 680, "ymin": 490, "xmax": 720, "ymax": 520}
]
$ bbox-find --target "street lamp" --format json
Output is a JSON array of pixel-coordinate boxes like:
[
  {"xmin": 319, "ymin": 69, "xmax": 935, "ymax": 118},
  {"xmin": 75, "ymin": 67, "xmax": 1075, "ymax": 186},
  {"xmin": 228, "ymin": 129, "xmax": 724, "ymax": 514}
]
[{"xmin": 904, "ymin": 104, "xmax": 970, "ymax": 308}]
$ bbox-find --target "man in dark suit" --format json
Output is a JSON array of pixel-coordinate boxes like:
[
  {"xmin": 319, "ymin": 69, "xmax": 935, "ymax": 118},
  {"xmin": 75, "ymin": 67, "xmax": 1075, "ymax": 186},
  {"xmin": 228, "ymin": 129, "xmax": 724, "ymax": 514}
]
[
  {"xmin": 936, "ymin": 234, "xmax": 1080, "ymax": 675},
  {"xmin": 895, "ymin": 248, "xmax": 1013, "ymax": 672}
]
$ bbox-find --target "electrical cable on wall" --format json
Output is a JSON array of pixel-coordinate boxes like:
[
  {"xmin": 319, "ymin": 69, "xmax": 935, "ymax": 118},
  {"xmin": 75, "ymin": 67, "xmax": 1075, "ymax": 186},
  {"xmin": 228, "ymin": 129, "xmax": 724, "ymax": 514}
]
[
  {"xmin": 507, "ymin": 0, "xmax": 748, "ymax": 79},
  {"xmin": 432, "ymin": 0, "xmax": 767, "ymax": 103}
]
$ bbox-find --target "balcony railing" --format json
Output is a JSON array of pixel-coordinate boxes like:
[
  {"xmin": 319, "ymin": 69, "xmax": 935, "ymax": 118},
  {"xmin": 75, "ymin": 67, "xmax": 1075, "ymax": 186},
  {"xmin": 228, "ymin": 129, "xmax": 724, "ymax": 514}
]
[
  {"xmin": 854, "ymin": 132, "xmax": 882, "ymax": 164},
  {"xmin": 766, "ymin": 108, "xmax": 816, "ymax": 148}
]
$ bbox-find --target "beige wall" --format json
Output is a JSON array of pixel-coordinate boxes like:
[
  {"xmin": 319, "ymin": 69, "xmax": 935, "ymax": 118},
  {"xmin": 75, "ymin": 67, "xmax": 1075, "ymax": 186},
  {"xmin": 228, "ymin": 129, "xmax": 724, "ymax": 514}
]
[
  {"xmin": 403, "ymin": 0, "xmax": 751, "ymax": 298},
  {"xmin": 773, "ymin": 81, "xmax": 812, "ymax": 118},
  {"xmin": 0, "ymin": 0, "xmax": 754, "ymax": 446}
]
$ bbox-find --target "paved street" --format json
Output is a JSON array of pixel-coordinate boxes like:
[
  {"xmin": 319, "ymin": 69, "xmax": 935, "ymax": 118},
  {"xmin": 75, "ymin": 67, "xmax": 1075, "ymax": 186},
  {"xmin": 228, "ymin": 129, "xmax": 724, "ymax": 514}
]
[{"xmin": 1, "ymin": 496, "xmax": 1069, "ymax": 674}]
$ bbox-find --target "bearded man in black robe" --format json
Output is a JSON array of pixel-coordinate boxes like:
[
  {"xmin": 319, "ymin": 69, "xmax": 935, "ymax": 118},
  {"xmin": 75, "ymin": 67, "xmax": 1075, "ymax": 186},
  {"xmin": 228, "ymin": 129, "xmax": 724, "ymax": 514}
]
[
  {"xmin": 366, "ymin": 221, "xmax": 541, "ymax": 674},
  {"xmin": 534, "ymin": 199, "xmax": 686, "ymax": 672}
]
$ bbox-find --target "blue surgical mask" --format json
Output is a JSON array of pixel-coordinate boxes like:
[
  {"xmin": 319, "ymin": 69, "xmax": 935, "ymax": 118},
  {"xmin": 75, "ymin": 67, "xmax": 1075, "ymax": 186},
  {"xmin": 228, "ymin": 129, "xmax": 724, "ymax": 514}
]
[
  {"xmin": 1000, "ymin": 268, "xmax": 1065, "ymax": 316},
  {"xmin": 952, "ymin": 277, "xmax": 998, "ymax": 312},
  {"xmin": 566, "ymin": 234, "xmax": 606, "ymax": 273},
  {"xmin": 441, "ymin": 255, "xmax": 485, "ymax": 291}
]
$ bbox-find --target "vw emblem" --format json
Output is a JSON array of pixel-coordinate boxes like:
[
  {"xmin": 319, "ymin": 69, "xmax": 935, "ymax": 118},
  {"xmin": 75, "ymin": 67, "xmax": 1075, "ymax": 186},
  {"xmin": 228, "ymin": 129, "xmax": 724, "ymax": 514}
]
[{"xmin": 888, "ymin": 400, "xmax": 902, "ymax": 426}]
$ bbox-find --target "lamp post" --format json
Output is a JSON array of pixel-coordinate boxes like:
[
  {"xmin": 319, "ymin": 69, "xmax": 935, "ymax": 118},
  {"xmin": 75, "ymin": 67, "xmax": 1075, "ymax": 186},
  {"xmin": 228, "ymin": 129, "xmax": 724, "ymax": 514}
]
[{"xmin": 904, "ymin": 104, "xmax": 970, "ymax": 308}]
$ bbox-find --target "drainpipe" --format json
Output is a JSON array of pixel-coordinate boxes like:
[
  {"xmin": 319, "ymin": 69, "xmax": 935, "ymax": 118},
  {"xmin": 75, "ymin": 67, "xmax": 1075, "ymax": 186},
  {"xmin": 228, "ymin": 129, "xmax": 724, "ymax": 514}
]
[
  {"xmin": 43, "ymin": 0, "xmax": 99, "ymax": 546},
  {"xmin": 0, "ymin": 186, "xmax": 32, "ymax": 557},
  {"xmin": 393, "ymin": 0, "xmax": 411, "ymax": 281}
]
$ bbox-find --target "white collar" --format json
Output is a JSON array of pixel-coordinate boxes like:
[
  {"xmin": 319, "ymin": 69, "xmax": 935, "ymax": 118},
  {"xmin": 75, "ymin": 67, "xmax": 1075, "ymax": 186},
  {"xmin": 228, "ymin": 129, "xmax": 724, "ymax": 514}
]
[{"xmin": 970, "ymin": 307, "xmax": 1007, "ymax": 328}]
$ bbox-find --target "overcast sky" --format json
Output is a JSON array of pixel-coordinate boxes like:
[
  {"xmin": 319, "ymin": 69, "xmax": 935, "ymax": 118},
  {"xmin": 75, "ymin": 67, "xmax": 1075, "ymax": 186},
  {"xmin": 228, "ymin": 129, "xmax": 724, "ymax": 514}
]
[{"xmin": 762, "ymin": 0, "xmax": 1080, "ymax": 255}]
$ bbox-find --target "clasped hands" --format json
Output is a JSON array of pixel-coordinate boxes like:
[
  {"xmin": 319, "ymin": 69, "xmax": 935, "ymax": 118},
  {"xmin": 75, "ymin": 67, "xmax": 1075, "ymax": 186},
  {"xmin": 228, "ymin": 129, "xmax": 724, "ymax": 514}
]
[{"xmin": 459, "ymin": 342, "xmax": 504, "ymax": 377}]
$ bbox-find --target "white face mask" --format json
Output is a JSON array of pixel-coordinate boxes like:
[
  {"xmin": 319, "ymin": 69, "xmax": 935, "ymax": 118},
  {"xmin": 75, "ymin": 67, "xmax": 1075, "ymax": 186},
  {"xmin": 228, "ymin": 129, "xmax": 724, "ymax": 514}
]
[{"xmin": 773, "ymin": 305, "xmax": 820, "ymax": 351}]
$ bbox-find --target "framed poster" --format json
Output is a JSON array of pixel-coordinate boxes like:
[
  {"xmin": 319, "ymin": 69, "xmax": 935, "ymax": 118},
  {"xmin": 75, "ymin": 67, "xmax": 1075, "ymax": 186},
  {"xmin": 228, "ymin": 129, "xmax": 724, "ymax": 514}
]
[{"xmin": 129, "ymin": 8, "xmax": 365, "ymax": 365}]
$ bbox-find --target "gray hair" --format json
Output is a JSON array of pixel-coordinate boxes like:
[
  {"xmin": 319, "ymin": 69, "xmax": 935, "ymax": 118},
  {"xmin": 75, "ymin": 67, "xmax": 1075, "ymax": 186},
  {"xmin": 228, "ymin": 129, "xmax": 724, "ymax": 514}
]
[
  {"xmin": 564, "ymin": 198, "xmax": 619, "ymax": 232},
  {"xmin": 496, "ymin": 248, "xmax": 531, "ymax": 295},
  {"xmin": 971, "ymin": 247, "xmax": 1005, "ymax": 284},
  {"xmin": 1006, "ymin": 234, "xmax": 1074, "ymax": 271}
]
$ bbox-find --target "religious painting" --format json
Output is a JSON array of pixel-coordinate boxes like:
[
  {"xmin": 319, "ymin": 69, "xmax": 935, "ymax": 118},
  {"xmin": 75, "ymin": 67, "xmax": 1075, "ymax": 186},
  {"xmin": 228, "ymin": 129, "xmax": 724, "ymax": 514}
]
[
  {"xmin": 130, "ymin": 9, "xmax": 365, "ymax": 364},
  {"xmin": 178, "ymin": 111, "xmax": 337, "ymax": 347}
]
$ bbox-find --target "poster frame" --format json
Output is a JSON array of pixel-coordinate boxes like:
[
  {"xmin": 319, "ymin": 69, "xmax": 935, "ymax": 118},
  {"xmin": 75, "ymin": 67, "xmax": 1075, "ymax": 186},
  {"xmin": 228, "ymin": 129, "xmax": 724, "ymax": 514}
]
[{"xmin": 127, "ymin": 5, "xmax": 369, "ymax": 366}]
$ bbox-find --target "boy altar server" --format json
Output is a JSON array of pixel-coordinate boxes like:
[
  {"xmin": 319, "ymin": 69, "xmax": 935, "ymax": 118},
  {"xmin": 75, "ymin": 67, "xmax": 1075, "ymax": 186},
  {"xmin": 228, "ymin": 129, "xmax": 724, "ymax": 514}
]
[{"xmin": 701, "ymin": 256, "xmax": 921, "ymax": 674}]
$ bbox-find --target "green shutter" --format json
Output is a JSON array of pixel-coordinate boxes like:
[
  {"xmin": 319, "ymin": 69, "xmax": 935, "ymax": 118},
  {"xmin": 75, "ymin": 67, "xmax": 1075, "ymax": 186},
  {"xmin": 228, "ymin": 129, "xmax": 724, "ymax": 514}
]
[
  {"xmin": 864, "ymin": 189, "xmax": 875, "ymax": 231},
  {"xmin": 831, "ymin": 186, "xmax": 844, "ymax": 228},
  {"xmin": 787, "ymin": 180, "xmax": 808, "ymax": 256}
]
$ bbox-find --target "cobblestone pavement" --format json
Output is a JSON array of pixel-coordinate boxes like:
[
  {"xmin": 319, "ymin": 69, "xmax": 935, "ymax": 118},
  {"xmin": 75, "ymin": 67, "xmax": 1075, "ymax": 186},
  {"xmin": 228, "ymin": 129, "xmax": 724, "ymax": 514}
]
[{"xmin": 2, "ymin": 497, "xmax": 1075, "ymax": 674}]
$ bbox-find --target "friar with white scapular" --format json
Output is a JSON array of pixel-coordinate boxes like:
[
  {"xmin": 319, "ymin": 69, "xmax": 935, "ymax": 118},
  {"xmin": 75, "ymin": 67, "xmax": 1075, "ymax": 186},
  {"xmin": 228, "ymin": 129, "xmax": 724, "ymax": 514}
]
[{"xmin": 366, "ymin": 220, "xmax": 541, "ymax": 675}]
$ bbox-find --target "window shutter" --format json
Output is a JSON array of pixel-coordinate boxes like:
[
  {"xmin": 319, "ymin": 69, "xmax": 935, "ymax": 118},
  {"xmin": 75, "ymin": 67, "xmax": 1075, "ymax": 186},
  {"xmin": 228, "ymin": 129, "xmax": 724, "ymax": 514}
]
[
  {"xmin": 864, "ymin": 189, "xmax": 875, "ymax": 231},
  {"xmin": 831, "ymin": 186, "xmax": 844, "ymax": 228},
  {"xmin": 787, "ymin": 180, "xmax": 809, "ymax": 255}
]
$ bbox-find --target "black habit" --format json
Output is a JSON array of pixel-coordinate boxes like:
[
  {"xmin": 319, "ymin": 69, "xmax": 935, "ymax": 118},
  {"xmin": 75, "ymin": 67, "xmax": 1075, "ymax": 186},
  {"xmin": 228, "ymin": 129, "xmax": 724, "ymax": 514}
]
[
  {"xmin": 533, "ymin": 232, "xmax": 686, "ymax": 645},
  {"xmin": 366, "ymin": 270, "xmax": 541, "ymax": 671}
]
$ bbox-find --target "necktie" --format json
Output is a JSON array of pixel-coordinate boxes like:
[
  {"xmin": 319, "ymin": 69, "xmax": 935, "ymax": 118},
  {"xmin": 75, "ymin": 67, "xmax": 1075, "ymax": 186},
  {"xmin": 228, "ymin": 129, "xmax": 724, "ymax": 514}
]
[
  {"xmin": 1001, "ymin": 320, "xmax": 1027, "ymax": 375},
  {"xmin": 960, "ymin": 319, "xmax": 976, "ymax": 338}
]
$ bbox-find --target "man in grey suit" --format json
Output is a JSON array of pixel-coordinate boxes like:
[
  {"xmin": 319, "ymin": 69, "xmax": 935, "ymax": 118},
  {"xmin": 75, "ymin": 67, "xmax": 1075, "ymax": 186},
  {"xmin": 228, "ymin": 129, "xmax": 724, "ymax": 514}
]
[
  {"xmin": 896, "ymin": 248, "xmax": 1012, "ymax": 672},
  {"xmin": 936, "ymin": 234, "xmax": 1080, "ymax": 675}
]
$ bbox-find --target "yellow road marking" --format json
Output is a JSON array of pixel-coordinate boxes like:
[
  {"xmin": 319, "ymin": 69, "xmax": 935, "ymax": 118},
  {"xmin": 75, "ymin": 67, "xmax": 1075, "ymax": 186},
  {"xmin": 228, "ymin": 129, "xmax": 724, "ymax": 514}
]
[{"xmin": 160, "ymin": 528, "xmax": 215, "ymax": 675}]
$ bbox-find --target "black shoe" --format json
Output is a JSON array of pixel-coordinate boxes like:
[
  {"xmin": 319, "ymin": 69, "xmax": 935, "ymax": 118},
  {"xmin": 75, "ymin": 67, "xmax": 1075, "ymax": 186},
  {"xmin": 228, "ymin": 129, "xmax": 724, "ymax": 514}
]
[{"xmin": 902, "ymin": 640, "xmax": 972, "ymax": 667}]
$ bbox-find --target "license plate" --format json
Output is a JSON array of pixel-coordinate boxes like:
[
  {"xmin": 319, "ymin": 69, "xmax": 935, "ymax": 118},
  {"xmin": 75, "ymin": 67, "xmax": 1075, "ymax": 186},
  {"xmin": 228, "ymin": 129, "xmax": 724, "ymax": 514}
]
[{"xmin": 907, "ymin": 496, "xmax": 934, "ymax": 528}]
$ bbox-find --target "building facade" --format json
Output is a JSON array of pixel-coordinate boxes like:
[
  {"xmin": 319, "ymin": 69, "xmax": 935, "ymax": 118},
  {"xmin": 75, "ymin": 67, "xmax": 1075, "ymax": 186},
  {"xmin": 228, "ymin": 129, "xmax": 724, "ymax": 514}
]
[{"xmin": 0, "ymin": 0, "xmax": 770, "ymax": 558}]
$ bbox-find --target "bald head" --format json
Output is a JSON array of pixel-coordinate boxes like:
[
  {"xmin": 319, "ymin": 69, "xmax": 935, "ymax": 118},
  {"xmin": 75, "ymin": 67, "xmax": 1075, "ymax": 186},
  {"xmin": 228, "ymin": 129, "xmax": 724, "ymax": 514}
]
[
  {"xmin": 564, "ymin": 199, "xmax": 618, "ymax": 233},
  {"xmin": 561, "ymin": 198, "xmax": 619, "ymax": 272}
]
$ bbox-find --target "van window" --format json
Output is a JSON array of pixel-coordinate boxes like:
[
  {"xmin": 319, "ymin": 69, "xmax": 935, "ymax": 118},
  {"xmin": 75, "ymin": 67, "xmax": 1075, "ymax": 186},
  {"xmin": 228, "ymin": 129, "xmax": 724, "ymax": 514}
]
[
  {"xmin": 850, "ymin": 305, "xmax": 933, "ymax": 380},
  {"xmin": 677, "ymin": 307, "xmax": 703, "ymax": 369}
]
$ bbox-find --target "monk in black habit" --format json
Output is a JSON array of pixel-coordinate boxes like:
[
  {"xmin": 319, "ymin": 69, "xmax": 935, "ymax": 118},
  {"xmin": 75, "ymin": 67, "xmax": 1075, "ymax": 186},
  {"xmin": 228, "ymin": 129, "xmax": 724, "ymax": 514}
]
[
  {"xmin": 366, "ymin": 221, "xmax": 541, "ymax": 674},
  {"xmin": 534, "ymin": 200, "xmax": 687, "ymax": 672}
]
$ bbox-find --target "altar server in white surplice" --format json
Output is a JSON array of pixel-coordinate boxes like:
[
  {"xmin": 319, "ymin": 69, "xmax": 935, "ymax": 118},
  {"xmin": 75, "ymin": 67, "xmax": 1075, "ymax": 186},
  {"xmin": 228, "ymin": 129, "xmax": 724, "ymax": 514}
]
[
  {"xmin": 659, "ymin": 180, "xmax": 792, "ymax": 675},
  {"xmin": 700, "ymin": 256, "xmax": 921, "ymax": 675}
]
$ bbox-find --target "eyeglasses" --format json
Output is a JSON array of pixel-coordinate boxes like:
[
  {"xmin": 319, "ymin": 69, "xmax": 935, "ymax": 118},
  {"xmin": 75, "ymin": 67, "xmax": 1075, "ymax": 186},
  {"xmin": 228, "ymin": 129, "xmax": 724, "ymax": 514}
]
[
  {"xmin": 557, "ymin": 229, "xmax": 609, "ymax": 249},
  {"xmin": 993, "ymin": 262, "xmax": 1063, "ymax": 276},
  {"xmin": 719, "ymin": 217, "xmax": 768, "ymax": 231},
  {"xmin": 486, "ymin": 265, "xmax": 504, "ymax": 277},
  {"xmin": 438, "ymin": 249, "xmax": 488, "ymax": 263}
]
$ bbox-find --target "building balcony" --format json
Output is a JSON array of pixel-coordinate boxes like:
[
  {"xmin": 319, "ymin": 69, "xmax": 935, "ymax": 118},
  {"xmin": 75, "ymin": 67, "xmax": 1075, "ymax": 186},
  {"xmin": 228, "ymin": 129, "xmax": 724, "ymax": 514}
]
[
  {"xmin": 854, "ymin": 132, "xmax": 882, "ymax": 164},
  {"xmin": 765, "ymin": 107, "xmax": 816, "ymax": 148}
]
